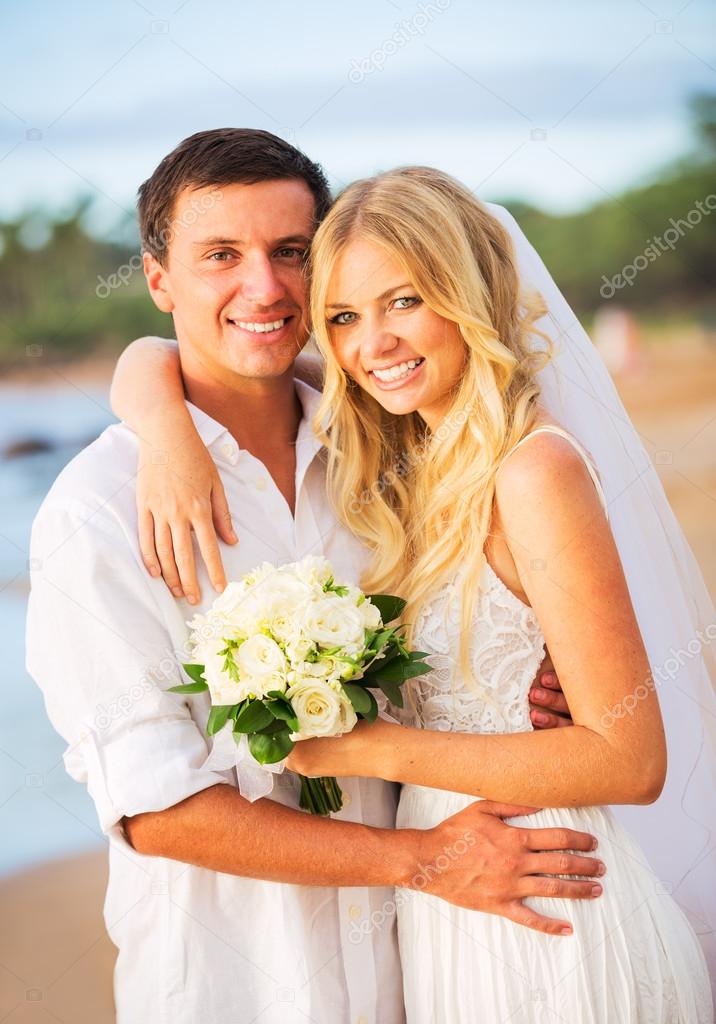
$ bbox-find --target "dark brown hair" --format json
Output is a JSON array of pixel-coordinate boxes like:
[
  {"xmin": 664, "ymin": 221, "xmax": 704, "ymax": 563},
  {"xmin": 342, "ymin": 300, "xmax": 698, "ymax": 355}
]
[{"xmin": 137, "ymin": 128, "xmax": 332, "ymax": 264}]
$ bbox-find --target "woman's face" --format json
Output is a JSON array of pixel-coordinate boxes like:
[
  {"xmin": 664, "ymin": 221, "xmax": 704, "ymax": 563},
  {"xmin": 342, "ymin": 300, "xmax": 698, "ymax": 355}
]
[{"xmin": 324, "ymin": 239, "xmax": 467, "ymax": 429}]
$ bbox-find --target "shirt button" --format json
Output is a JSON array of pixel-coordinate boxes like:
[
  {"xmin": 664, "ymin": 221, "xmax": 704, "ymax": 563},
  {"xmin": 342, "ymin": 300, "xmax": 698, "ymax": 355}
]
[
  {"xmin": 219, "ymin": 442, "xmax": 237, "ymax": 463},
  {"xmin": 348, "ymin": 904, "xmax": 362, "ymax": 921},
  {"xmin": 255, "ymin": 478, "xmax": 268, "ymax": 491},
  {"xmin": 342, "ymin": 791, "xmax": 352, "ymax": 808},
  {"xmin": 356, "ymin": 1016, "xmax": 368, "ymax": 1024}
]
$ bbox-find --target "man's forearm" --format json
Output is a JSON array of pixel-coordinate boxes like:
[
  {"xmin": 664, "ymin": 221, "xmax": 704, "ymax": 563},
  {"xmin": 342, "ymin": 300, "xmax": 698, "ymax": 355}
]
[{"xmin": 124, "ymin": 783, "xmax": 418, "ymax": 888}]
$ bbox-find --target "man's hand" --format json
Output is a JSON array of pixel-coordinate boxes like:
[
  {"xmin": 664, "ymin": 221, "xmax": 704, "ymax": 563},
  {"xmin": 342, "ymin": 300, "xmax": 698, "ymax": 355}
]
[
  {"xmin": 529, "ymin": 651, "xmax": 573, "ymax": 729},
  {"xmin": 409, "ymin": 800, "xmax": 604, "ymax": 936}
]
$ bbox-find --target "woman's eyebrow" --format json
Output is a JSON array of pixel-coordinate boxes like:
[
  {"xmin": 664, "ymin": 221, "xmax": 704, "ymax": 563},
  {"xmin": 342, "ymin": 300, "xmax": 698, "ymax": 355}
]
[{"xmin": 326, "ymin": 283, "xmax": 412, "ymax": 309}]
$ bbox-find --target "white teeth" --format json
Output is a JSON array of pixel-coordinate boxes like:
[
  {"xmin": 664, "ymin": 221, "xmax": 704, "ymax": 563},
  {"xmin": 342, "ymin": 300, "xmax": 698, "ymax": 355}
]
[
  {"xmin": 236, "ymin": 318, "xmax": 287, "ymax": 333},
  {"xmin": 372, "ymin": 358, "xmax": 423, "ymax": 382}
]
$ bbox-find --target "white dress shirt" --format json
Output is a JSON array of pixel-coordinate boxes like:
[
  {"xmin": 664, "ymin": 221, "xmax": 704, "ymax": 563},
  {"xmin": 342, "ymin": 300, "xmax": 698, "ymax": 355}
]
[{"xmin": 26, "ymin": 379, "xmax": 405, "ymax": 1024}]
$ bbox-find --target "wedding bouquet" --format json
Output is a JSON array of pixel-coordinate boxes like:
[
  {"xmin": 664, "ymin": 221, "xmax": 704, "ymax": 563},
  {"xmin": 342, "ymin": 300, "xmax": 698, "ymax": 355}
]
[{"xmin": 168, "ymin": 556, "xmax": 430, "ymax": 815}]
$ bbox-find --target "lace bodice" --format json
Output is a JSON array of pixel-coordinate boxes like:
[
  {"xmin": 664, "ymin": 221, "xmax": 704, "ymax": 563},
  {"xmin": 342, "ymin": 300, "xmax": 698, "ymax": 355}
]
[{"xmin": 403, "ymin": 561, "xmax": 546, "ymax": 735}]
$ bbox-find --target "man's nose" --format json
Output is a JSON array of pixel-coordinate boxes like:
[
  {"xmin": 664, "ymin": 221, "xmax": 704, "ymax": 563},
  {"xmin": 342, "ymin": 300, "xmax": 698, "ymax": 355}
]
[{"xmin": 239, "ymin": 253, "xmax": 287, "ymax": 308}]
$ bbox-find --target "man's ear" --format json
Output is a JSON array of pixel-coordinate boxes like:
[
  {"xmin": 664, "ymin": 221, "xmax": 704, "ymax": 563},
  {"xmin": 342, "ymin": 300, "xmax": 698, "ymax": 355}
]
[{"xmin": 143, "ymin": 252, "xmax": 175, "ymax": 313}]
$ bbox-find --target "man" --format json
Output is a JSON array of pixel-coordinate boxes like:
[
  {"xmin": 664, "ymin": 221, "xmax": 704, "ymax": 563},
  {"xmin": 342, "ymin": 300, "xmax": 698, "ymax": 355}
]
[{"xmin": 26, "ymin": 129, "xmax": 602, "ymax": 1024}]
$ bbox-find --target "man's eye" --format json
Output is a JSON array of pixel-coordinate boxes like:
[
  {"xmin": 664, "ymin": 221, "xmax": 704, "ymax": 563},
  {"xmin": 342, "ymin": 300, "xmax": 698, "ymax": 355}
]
[
  {"xmin": 207, "ymin": 251, "xmax": 236, "ymax": 262},
  {"xmin": 275, "ymin": 247, "xmax": 307, "ymax": 260},
  {"xmin": 329, "ymin": 311, "xmax": 357, "ymax": 326},
  {"xmin": 392, "ymin": 295, "xmax": 421, "ymax": 310}
]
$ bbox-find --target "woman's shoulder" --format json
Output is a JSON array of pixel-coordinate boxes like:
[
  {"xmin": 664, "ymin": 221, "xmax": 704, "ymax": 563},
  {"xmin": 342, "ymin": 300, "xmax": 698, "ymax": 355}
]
[{"xmin": 495, "ymin": 415, "xmax": 604, "ymax": 518}]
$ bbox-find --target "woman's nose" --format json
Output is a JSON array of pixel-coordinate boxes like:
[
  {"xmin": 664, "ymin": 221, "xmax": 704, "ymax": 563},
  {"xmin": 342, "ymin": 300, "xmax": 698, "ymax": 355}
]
[{"xmin": 360, "ymin": 322, "xmax": 400, "ymax": 362}]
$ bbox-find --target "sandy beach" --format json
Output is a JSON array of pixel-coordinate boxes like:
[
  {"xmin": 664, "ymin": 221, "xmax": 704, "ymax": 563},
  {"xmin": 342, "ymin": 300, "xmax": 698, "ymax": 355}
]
[{"xmin": 2, "ymin": 336, "xmax": 714, "ymax": 1022}]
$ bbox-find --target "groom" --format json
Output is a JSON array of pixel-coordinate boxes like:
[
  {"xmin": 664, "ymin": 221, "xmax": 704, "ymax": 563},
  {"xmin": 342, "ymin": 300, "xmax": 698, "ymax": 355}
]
[{"xmin": 27, "ymin": 129, "xmax": 603, "ymax": 1024}]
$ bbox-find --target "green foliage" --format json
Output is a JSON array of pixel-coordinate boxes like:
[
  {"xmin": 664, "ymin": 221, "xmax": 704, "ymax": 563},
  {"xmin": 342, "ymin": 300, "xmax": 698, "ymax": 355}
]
[{"xmin": 1, "ymin": 95, "xmax": 714, "ymax": 369}]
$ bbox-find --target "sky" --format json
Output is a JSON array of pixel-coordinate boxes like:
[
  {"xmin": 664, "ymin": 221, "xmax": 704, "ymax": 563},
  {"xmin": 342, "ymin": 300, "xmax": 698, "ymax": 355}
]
[{"xmin": 0, "ymin": 0, "xmax": 714, "ymax": 230}]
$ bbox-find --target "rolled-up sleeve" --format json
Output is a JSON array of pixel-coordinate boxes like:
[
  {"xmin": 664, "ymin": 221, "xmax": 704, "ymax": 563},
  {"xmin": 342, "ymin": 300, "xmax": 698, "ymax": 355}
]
[{"xmin": 26, "ymin": 499, "xmax": 229, "ymax": 834}]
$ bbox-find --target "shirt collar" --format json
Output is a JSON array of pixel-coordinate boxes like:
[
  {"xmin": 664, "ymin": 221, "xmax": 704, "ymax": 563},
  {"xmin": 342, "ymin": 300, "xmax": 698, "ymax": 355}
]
[{"xmin": 185, "ymin": 378, "xmax": 324, "ymax": 463}]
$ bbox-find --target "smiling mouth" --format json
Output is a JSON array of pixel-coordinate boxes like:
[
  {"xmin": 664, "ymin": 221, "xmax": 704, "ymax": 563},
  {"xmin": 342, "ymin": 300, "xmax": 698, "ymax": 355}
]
[
  {"xmin": 228, "ymin": 316, "xmax": 293, "ymax": 335},
  {"xmin": 370, "ymin": 357, "xmax": 424, "ymax": 383}
]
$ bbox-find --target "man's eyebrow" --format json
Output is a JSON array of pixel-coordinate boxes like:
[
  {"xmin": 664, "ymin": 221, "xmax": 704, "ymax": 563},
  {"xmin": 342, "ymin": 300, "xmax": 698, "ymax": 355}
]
[
  {"xmin": 192, "ymin": 234, "xmax": 313, "ymax": 249},
  {"xmin": 326, "ymin": 282, "xmax": 412, "ymax": 309}
]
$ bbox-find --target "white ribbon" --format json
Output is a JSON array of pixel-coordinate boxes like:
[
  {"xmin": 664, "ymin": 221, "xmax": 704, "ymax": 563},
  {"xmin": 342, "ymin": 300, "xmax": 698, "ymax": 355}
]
[{"xmin": 201, "ymin": 724, "xmax": 286, "ymax": 802}]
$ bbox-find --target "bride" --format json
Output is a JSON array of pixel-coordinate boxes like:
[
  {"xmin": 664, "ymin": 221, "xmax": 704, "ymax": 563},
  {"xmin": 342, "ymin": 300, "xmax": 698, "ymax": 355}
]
[{"xmin": 111, "ymin": 166, "xmax": 713, "ymax": 1020}]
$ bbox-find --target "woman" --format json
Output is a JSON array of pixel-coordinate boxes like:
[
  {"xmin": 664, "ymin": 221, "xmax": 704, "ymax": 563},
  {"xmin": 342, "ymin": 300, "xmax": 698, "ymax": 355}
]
[{"xmin": 111, "ymin": 167, "xmax": 712, "ymax": 1020}]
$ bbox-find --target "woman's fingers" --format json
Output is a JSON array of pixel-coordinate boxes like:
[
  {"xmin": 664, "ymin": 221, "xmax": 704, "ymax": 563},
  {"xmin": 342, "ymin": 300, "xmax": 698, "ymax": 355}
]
[
  {"xmin": 154, "ymin": 522, "xmax": 184, "ymax": 598},
  {"xmin": 501, "ymin": 901, "xmax": 574, "ymax": 937},
  {"xmin": 519, "ymin": 875, "xmax": 603, "ymax": 901},
  {"xmin": 194, "ymin": 514, "xmax": 228, "ymax": 595},
  {"xmin": 138, "ymin": 508, "xmax": 161, "ymax": 578},
  {"xmin": 523, "ymin": 852, "xmax": 605, "ymax": 879}
]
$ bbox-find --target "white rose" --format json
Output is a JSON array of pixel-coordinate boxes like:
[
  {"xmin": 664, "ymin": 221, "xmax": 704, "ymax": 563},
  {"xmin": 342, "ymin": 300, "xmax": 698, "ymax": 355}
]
[
  {"xmin": 287, "ymin": 680, "xmax": 358, "ymax": 739},
  {"xmin": 236, "ymin": 634, "xmax": 288, "ymax": 696},
  {"xmin": 359, "ymin": 599, "xmax": 382, "ymax": 631},
  {"xmin": 284, "ymin": 635, "xmax": 314, "ymax": 665},
  {"xmin": 292, "ymin": 556, "xmax": 334, "ymax": 588},
  {"xmin": 302, "ymin": 595, "xmax": 366, "ymax": 651},
  {"xmin": 201, "ymin": 636, "xmax": 253, "ymax": 705}
]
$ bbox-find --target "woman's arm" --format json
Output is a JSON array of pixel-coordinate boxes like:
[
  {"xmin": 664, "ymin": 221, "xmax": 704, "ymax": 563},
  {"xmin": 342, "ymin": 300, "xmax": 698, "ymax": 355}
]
[
  {"xmin": 288, "ymin": 434, "xmax": 667, "ymax": 808},
  {"xmin": 110, "ymin": 337, "xmax": 236, "ymax": 601}
]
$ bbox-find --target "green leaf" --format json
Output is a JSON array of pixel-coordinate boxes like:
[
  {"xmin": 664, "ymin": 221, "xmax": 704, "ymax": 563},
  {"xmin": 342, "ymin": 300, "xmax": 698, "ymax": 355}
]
[
  {"xmin": 167, "ymin": 681, "xmax": 209, "ymax": 693},
  {"xmin": 342, "ymin": 683, "xmax": 373, "ymax": 714},
  {"xmin": 377, "ymin": 677, "xmax": 404, "ymax": 708},
  {"xmin": 267, "ymin": 700, "xmax": 300, "ymax": 732},
  {"xmin": 233, "ymin": 700, "xmax": 274, "ymax": 733},
  {"xmin": 361, "ymin": 689, "xmax": 379, "ymax": 723},
  {"xmin": 373, "ymin": 660, "xmax": 431, "ymax": 684},
  {"xmin": 249, "ymin": 728, "xmax": 295, "ymax": 764},
  {"xmin": 181, "ymin": 663, "xmax": 207, "ymax": 685},
  {"xmin": 206, "ymin": 704, "xmax": 233, "ymax": 735},
  {"xmin": 366, "ymin": 594, "xmax": 406, "ymax": 623}
]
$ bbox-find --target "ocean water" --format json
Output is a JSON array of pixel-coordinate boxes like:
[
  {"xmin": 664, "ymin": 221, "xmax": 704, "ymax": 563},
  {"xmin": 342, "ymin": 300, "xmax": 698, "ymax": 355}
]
[{"xmin": 0, "ymin": 384, "xmax": 115, "ymax": 875}]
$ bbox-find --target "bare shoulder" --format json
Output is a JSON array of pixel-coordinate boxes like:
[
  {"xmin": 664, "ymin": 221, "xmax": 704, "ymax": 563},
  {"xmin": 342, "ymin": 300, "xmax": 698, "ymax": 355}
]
[{"xmin": 494, "ymin": 428, "xmax": 605, "ymax": 541}]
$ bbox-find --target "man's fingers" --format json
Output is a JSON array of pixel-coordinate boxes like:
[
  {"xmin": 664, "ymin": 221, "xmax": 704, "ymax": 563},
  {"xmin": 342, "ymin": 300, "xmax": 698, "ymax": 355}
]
[
  {"xmin": 138, "ymin": 509, "xmax": 161, "ymax": 578},
  {"xmin": 522, "ymin": 826, "xmax": 598, "ymax": 853},
  {"xmin": 529, "ymin": 686, "xmax": 570, "ymax": 715},
  {"xmin": 530, "ymin": 708, "xmax": 573, "ymax": 729},
  {"xmin": 519, "ymin": 876, "xmax": 603, "ymax": 901},
  {"xmin": 474, "ymin": 801, "xmax": 541, "ymax": 819},
  {"xmin": 172, "ymin": 522, "xmax": 200, "ymax": 604},
  {"xmin": 501, "ymin": 901, "xmax": 573, "ymax": 937},
  {"xmin": 211, "ymin": 483, "xmax": 237, "ymax": 545},
  {"xmin": 523, "ymin": 852, "xmax": 605, "ymax": 879},
  {"xmin": 194, "ymin": 516, "xmax": 228, "ymax": 595},
  {"xmin": 154, "ymin": 522, "xmax": 184, "ymax": 597}
]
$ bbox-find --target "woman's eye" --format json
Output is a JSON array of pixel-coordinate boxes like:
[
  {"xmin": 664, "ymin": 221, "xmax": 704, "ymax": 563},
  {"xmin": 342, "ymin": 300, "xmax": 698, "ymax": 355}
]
[
  {"xmin": 329, "ymin": 311, "xmax": 357, "ymax": 326},
  {"xmin": 392, "ymin": 295, "xmax": 421, "ymax": 310}
]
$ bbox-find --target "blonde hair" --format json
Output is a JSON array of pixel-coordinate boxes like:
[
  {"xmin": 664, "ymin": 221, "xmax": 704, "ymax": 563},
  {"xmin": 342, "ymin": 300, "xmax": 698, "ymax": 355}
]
[{"xmin": 310, "ymin": 166, "xmax": 551, "ymax": 686}]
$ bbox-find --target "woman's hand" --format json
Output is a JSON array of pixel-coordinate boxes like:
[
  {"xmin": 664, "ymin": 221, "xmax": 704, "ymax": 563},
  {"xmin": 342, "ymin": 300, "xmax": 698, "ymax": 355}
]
[
  {"xmin": 286, "ymin": 719, "xmax": 394, "ymax": 778},
  {"xmin": 137, "ymin": 415, "xmax": 237, "ymax": 603}
]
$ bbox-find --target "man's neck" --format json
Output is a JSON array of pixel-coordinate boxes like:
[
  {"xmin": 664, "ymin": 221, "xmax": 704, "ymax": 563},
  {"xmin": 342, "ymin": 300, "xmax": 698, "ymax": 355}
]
[{"xmin": 181, "ymin": 363, "xmax": 303, "ymax": 465}]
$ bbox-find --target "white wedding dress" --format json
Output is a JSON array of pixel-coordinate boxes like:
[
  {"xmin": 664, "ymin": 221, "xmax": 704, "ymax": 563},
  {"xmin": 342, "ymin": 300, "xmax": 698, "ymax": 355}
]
[{"xmin": 394, "ymin": 426, "xmax": 713, "ymax": 1023}]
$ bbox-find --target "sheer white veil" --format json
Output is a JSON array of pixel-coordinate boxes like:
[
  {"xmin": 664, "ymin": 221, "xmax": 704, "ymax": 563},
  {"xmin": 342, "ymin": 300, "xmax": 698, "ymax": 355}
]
[{"xmin": 487, "ymin": 204, "xmax": 716, "ymax": 978}]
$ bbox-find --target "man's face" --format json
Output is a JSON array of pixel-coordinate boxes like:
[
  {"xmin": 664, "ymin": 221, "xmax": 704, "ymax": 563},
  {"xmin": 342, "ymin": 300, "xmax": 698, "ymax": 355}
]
[{"xmin": 144, "ymin": 178, "xmax": 315, "ymax": 384}]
